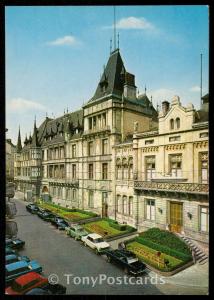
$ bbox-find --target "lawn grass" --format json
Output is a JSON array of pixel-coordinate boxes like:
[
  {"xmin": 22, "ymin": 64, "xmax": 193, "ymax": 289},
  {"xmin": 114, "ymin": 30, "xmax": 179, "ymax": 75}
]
[
  {"xmin": 127, "ymin": 241, "xmax": 184, "ymax": 271},
  {"xmin": 83, "ymin": 219, "xmax": 134, "ymax": 238}
]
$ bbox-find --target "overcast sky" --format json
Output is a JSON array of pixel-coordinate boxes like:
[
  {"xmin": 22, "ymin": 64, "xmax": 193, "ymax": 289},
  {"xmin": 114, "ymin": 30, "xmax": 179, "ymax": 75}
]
[{"xmin": 5, "ymin": 5, "xmax": 209, "ymax": 145}]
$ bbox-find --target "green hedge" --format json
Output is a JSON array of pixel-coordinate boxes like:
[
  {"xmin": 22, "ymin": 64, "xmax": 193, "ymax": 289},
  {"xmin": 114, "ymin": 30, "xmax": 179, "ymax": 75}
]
[
  {"xmin": 103, "ymin": 218, "xmax": 137, "ymax": 232},
  {"xmin": 136, "ymin": 236, "xmax": 192, "ymax": 262},
  {"xmin": 139, "ymin": 228, "xmax": 191, "ymax": 255},
  {"xmin": 110, "ymin": 222, "xmax": 127, "ymax": 231}
]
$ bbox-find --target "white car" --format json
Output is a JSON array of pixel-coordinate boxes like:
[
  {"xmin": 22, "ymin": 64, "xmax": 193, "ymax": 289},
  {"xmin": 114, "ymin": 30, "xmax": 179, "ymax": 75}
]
[{"xmin": 81, "ymin": 233, "xmax": 110, "ymax": 254}]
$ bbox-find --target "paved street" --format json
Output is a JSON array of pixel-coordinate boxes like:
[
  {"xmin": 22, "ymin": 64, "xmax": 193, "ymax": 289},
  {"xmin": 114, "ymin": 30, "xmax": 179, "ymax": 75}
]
[{"xmin": 12, "ymin": 194, "xmax": 208, "ymax": 295}]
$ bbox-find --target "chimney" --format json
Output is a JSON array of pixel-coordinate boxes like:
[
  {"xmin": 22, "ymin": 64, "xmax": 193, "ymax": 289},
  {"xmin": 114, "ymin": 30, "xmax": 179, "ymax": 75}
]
[
  {"xmin": 162, "ymin": 101, "xmax": 170, "ymax": 115},
  {"xmin": 123, "ymin": 72, "xmax": 137, "ymax": 101}
]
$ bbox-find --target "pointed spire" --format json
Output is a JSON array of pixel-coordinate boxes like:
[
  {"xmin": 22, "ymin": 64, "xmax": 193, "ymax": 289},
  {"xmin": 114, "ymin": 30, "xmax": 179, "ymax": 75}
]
[
  {"xmin": 145, "ymin": 85, "xmax": 147, "ymax": 95},
  {"xmin": 31, "ymin": 118, "xmax": 39, "ymax": 147},
  {"xmin": 117, "ymin": 33, "xmax": 120, "ymax": 49},
  {"xmin": 110, "ymin": 38, "xmax": 112, "ymax": 54},
  {"xmin": 151, "ymin": 95, "xmax": 153, "ymax": 104},
  {"xmin": 16, "ymin": 125, "xmax": 22, "ymax": 152}
]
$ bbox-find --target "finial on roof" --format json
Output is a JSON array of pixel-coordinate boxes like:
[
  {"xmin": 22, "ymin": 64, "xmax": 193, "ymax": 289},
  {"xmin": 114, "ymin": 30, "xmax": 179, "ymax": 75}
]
[
  {"xmin": 117, "ymin": 33, "xmax": 120, "ymax": 49},
  {"xmin": 110, "ymin": 38, "xmax": 112, "ymax": 54},
  {"xmin": 67, "ymin": 107, "xmax": 69, "ymax": 113},
  {"xmin": 145, "ymin": 85, "xmax": 147, "ymax": 95},
  {"xmin": 151, "ymin": 95, "xmax": 153, "ymax": 104}
]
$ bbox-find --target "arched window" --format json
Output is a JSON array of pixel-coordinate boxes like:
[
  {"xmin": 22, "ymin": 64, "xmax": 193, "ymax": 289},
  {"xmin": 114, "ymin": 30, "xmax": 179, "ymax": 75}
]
[
  {"xmin": 176, "ymin": 117, "xmax": 180, "ymax": 129},
  {"xmin": 123, "ymin": 195, "xmax": 128, "ymax": 215},
  {"xmin": 170, "ymin": 119, "xmax": 174, "ymax": 130}
]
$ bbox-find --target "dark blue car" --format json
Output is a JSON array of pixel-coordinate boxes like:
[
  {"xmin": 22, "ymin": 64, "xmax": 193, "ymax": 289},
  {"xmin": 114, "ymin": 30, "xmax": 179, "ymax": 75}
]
[
  {"xmin": 6, "ymin": 254, "xmax": 30, "ymax": 265},
  {"xmin": 6, "ymin": 238, "xmax": 25, "ymax": 250},
  {"xmin": 6, "ymin": 260, "xmax": 43, "ymax": 286}
]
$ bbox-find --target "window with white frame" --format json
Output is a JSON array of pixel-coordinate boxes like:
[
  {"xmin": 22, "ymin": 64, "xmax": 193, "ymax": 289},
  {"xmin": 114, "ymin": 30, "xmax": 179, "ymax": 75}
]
[
  {"xmin": 145, "ymin": 156, "xmax": 156, "ymax": 181},
  {"xmin": 169, "ymin": 154, "xmax": 182, "ymax": 177},
  {"xmin": 200, "ymin": 206, "xmax": 209, "ymax": 232},
  {"xmin": 145, "ymin": 199, "xmax": 155, "ymax": 221},
  {"xmin": 200, "ymin": 152, "xmax": 208, "ymax": 184}
]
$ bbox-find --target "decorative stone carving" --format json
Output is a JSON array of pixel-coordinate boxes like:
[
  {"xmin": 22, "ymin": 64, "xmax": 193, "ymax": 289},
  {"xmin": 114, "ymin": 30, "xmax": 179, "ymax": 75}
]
[{"xmin": 142, "ymin": 146, "xmax": 159, "ymax": 152}]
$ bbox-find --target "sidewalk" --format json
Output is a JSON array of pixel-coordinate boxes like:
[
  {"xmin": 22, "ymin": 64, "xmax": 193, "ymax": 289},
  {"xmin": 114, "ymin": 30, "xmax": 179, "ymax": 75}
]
[{"xmin": 148, "ymin": 260, "xmax": 208, "ymax": 288}]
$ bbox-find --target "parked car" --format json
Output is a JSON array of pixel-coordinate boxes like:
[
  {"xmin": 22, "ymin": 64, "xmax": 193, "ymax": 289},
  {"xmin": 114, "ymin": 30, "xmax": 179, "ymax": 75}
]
[
  {"xmin": 81, "ymin": 233, "xmax": 110, "ymax": 254},
  {"xmin": 104, "ymin": 249, "xmax": 147, "ymax": 276},
  {"xmin": 6, "ymin": 247, "xmax": 16, "ymax": 255},
  {"xmin": 37, "ymin": 208, "xmax": 49, "ymax": 218},
  {"xmin": 6, "ymin": 254, "xmax": 30, "ymax": 265},
  {"xmin": 40, "ymin": 211, "xmax": 56, "ymax": 222},
  {"xmin": 6, "ymin": 238, "xmax": 25, "ymax": 250},
  {"xmin": 26, "ymin": 203, "xmax": 39, "ymax": 214},
  {"xmin": 51, "ymin": 217, "xmax": 69, "ymax": 230},
  {"xmin": 65, "ymin": 224, "xmax": 88, "ymax": 240},
  {"xmin": 25, "ymin": 283, "xmax": 67, "ymax": 295},
  {"xmin": 6, "ymin": 260, "xmax": 43, "ymax": 286},
  {"xmin": 5, "ymin": 272, "xmax": 48, "ymax": 295}
]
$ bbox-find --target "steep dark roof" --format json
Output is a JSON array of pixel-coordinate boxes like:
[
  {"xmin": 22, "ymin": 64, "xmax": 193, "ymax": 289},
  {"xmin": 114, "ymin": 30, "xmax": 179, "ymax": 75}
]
[
  {"xmin": 31, "ymin": 120, "xmax": 39, "ymax": 147},
  {"xmin": 88, "ymin": 49, "xmax": 126, "ymax": 103}
]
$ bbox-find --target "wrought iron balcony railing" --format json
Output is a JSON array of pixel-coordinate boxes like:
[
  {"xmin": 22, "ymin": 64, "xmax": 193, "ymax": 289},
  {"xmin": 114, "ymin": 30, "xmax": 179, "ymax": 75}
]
[{"xmin": 134, "ymin": 181, "xmax": 209, "ymax": 194}]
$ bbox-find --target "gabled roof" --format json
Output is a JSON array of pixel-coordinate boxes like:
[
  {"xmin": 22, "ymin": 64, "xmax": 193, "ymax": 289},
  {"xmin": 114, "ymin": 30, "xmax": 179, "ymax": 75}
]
[{"xmin": 88, "ymin": 49, "xmax": 126, "ymax": 103}]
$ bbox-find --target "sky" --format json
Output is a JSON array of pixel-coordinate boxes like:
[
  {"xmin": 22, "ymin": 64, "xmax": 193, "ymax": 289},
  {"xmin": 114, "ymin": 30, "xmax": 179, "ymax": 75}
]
[{"xmin": 5, "ymin": 5, "xmax": 209, "ymax": 145}]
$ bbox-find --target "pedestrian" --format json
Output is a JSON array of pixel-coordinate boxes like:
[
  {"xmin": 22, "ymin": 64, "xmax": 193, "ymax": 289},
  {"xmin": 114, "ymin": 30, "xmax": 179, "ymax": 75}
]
[{"xmin": 192, "ymin": 250, "xmax": 196, "ymax": 264}]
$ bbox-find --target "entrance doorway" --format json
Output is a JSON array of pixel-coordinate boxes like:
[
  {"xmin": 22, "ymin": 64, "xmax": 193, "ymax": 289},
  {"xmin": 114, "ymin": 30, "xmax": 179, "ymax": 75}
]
[
  {"xmin": 102, "ymin": 192, "xmax": 108, "ymax": 218},
  {"xmin": 170, "ymin": 202, "xmax": 183, "ymax": 233}
]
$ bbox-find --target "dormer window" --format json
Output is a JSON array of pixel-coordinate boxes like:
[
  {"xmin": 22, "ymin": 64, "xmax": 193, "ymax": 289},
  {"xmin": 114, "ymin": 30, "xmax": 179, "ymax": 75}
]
[
  {"xmin": 176, "ymin": 118, "xmax": 180, "ymax": 129},
  {"xmin": 170, "ymin": 119, "xmax": 174, "ymax": 130}
]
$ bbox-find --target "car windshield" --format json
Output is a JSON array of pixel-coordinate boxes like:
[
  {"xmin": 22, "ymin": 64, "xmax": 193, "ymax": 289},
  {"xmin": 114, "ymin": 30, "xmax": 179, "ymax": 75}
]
[
  {"xmin": 11, "ymin": 281, "xmax": 22, "ymax": 292},
  {"xmin": 94, "ymin": 238, "xmax": 104, "ymax": 243},
  {"xmin": 127, "ymin": 257, "xmax": 139, "ymax": 264}
]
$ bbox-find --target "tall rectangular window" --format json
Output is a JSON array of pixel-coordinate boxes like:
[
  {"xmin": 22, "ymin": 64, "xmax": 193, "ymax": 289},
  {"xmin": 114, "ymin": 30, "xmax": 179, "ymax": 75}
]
[
  {"xmin": 116, "ymin": 195, "xmax": 120, "ymax": 213},
  {"xmin": 89, "ymin": 164, "xmax": 93, "ymax": 179},
  {"xmin": 123, "ymin": 196, "xmax": 128, "ymax": 215},
  {"xmin": 102, "ymin": 163, "xmax": 108, "ymax": 180},
  {"xmin": 72, "ymin": 164, "xmax": 76, "ymax": 179},
  {"xmin": 88, "ymin": 141, "xmax": 94, "ymax": 156},
  {"xmin": 200, "ymin": 206, "xmax": 209, "ymax": 232},
  {"xmin": 145, "ymin": 156, "xmax": 156, "ymax": 181},
  {"xmin": 145, "ymin": 199, "xmax": 155, "ymax": 221},
  {"xmin": 102, "ymin": 139, "xmax": 108, "ymax": 155},
  {"xmin": 103, "ymin": 113, "xmax": 106, "ymax": 127},
  {"xmin": 88, "ymin": 190, "xmax": 94, "ymax": 208},
  {"xmin": 128, "ymin": 196, "xmax": 133, "ymax": 216},
  {"xmin": 169, "ymin": 154, "xmax": 182, "ymax": 177},
  {"xmin": 200, "ymin": 152, "xmax": 208, "ymax": 184},
  {"xmin": 72, "ymin": 145, "xmax": 76, "ymax": 158}
]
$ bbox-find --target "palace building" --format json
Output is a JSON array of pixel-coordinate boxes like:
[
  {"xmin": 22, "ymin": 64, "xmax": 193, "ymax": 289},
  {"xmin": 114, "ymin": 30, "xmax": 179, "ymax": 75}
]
[{"xmin": 14, "ymin": 48, "xmax": 209, "ymax": 244}]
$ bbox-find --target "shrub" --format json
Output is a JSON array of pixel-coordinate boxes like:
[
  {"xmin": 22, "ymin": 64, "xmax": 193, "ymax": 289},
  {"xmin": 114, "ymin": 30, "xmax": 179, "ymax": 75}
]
[
  {"xmin": 139, "ymin": 228, "xmax": 191, "ymax": 255},
  {"xmin": 110, "ymin": 222, "xmax": 127, "ymax": 231}
]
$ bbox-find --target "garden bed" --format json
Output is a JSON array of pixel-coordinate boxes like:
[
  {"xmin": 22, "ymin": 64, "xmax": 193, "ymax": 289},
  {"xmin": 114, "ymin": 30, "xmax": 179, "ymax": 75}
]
[
  {"xmin": 36, "ymin": 201, "xmax": 98, "ymax": 221},
  {"xmin": 125, "ymin": 228, "xmax": 192, "ymax": 272},
  {"xmin": 82, "ymin": 218, "xmax": 136, "ymax": 239}
]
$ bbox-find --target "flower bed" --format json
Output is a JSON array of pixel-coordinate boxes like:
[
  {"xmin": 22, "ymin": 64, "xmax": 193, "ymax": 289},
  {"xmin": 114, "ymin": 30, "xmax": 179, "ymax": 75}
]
[
  {"xmin": 125, "ymin": 228, "xmax": 192, "ymax": 272},
  {"xmin": 83, "ymin": 219, "xmax": 136, "ymax": 239},
  {"xmin": 36, "ymin": 201, "xmax": 97, "ymax": 221},
  {"xmin": 126, "ymin": 241, "xmax": 184, "ymax": 271}
]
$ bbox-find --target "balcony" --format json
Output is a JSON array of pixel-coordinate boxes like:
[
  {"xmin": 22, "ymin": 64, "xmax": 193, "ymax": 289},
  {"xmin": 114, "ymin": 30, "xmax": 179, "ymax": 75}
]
[
  {"xmin": 47, "ymin": 178, "xmax": 79, "ymax": 187},
  {"xmin": 134, "ymin": 181, "xmax": 209, "ymax": 195},
  {"xmin": 83, "ymin": 125, "xmax": 111, "ymax": 136}
]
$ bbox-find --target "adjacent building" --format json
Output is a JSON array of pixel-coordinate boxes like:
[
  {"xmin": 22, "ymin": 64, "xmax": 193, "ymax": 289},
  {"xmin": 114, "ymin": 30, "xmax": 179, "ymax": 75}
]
[{"xmin": 14, "ymin": 48, "xmax": 209, "ymax": 243}]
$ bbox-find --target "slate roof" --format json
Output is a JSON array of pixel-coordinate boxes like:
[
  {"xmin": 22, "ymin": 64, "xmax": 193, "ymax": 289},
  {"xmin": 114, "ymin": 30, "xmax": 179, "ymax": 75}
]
[{"xmin": 88, "ymin": 49, "xmax": 126, "ymax": 102}]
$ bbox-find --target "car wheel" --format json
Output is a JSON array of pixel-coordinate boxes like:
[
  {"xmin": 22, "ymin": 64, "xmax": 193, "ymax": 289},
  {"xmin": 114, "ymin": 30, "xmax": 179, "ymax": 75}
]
[{"xmin": 107, "ymin": 256, "xmax": 111, "ymax": 263}]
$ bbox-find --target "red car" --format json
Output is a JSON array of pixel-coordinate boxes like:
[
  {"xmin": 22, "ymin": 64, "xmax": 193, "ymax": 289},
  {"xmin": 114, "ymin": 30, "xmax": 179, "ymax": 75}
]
[{"xmin": 5, "ymin": 272, "xmax": 48, "ymax": 295}]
